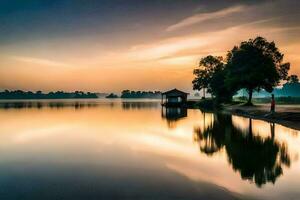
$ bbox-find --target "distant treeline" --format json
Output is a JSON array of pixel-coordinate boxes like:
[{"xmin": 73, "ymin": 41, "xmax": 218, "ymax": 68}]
[
  {"xmin": 121, "ymin": 90, "xmax": 161, "ymax": 98},
  {"xmin": 106, "ymin": 93, "xmax": 119, "ymax": 98},
  {"xmin": 274, "ymin": 82, "xmax": 300, "ymax": 97},
  {"xmin": 0, "ymin": 90, "xmax": 98, "ymax": 99},
  {"xmin": 236, "ymin": 82, "xmax": 300, "ymax": 98}
]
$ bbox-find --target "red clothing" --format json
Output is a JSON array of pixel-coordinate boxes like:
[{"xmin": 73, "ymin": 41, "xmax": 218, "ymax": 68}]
[
  {"xmin": 271, "ymin": 99, "xmax": 275, "ymax": 112},
  {"xmin": 271, "ymin": 99, "xmax": 275, "ymax": 107}
]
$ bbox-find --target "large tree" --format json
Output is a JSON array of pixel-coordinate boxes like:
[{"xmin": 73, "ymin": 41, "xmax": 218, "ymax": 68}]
[
  {"xmin": 192, "ymin": 55, "xmax": 224, "ymax": 99},
  {"xmin": 209, "ymin": 66, "xmax": 236, "ymax": 103},
  {"xmin": 225, "ymin": 37, "xmax": 290, "ymax": 104}
]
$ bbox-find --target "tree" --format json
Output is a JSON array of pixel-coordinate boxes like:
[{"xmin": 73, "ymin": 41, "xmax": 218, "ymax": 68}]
[
  {"xmin": 193, "ymin": 55, "xmax": 224, "ymax": 99},
  {"xmin": 210, "ymin": 66, "xmax": 236, "ymax": 103},
  {"xmin": 121, "ymin": 90, "xmax": 131, "ymax": 98},
  {"xmin": 225, "ymin": 36, "xmax": 290, "ymax": 105},
  {"xmin": 287, "ymin": 74, "xmax": 299, "ymax": 83},
  {"xmin": 106, "ymin": 93, "xmax": 118, "ymax": 98}
]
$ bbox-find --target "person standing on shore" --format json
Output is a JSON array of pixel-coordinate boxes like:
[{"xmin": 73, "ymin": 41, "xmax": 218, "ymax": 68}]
[{"xmin": 271, "ymin": 94, "xmax": 275, "ymax": 113}]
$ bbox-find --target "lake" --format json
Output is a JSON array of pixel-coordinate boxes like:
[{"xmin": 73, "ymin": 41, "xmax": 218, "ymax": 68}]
[{"xmin": 0, "ymin": 99, "xmax": 299, "ymax": 200}]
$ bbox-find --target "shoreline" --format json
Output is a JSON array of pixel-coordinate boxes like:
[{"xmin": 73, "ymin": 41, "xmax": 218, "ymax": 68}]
[{"xmin": 222, "ymin": 104, "xmax": 300, "ymax": 131}]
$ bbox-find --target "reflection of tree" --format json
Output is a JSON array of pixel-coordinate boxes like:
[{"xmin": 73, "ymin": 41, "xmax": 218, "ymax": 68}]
[
  {"xmin": 122, "ymin": 102, "xmax": 159, "ymax": 110},
  {"xmin": 193, "ymin": 114, "xmax": 226, "ymax": 156},
  {"xmin": 0, "ymin": 101, "xmax": 98, "ymax": 109},
  {"xmin": 194, "ymin": 114, "xmax": 290, "ymax": 187}
]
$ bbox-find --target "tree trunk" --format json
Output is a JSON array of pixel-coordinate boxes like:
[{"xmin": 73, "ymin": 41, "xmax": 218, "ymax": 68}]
[
  {"xmin": 248, "ymin": 118, "xmax": 253, "ymax": 137},
  {"xmin": 202, "ymin": 88, "xmax": 206, "ymax": 99},
  {"xmin": 247, "ymin": 89, "xmax": 253, "ymax": 104},
  {"xmin": 270, "ymin": 123, "xmax": 275, "ymax": 140}
]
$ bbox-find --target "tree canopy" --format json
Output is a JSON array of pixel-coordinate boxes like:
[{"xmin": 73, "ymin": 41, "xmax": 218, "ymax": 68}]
[
  {"xmin": 192, "ymin": 55, "xmax": 225, "ymax": 99},
  {"xmin": 225, "ymin": 36, "xmax": 290, "ymax": 104},
  {"xmin": 193, "ymin": 37, "xmax": 292, "ymax": 105},
  {"xmin": 192, "ymin": 55, "xmax": 235, "ymax": 102}
]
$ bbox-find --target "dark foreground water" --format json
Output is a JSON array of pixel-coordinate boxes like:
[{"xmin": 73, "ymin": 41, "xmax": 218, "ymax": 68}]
[{"xmin": 0, "ymin": 99, "xmax": 299, "ymax": 200}]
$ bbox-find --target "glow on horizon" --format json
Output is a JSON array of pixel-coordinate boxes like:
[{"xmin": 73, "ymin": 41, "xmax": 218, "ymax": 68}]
[{"xmin": 0, "ymin": 1, "xmax": 299, "ymax": 92}]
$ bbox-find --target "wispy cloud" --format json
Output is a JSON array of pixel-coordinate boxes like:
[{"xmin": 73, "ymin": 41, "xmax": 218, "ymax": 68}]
[
  {"xmin": 10, "ymin": 56, "xmax": 70, "ymax": 67},
  {"xmin": 50, "ymin": 17, "xmax": 292, "ymax": 69},
  {"xmin": 166, "ymin": 5, "xmax": 246, "ymax": 31},
  {"xmin": 127, "ymin": 36, "xmax": 210, "ymax": 62},
  {"xmin": 127, "ymin": 17, "xmax": 294, "ymax": 67}
]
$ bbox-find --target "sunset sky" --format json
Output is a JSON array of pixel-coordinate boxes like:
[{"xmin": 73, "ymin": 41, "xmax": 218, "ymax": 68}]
[{"xmin": 0, "ymin": 0, "xmax": 299, "ymax": 93}]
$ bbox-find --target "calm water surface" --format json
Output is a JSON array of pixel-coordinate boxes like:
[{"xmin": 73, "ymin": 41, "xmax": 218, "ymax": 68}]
[{"xmin": 0, "ymin": 99, "xmax": 299, "ymax": 200}]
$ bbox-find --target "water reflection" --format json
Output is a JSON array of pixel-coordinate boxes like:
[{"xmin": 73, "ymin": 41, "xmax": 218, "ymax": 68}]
[
  {"xmin": 122, "ymin": 101, "xmax": 159, "ymax": 110},
  {"xmin": 0, "ymin": 100, "xmax": 160, "ymax": 110},
  {"xmin": 194, "ymin": 114, "xmax": 291, "ymax": 187},
  {"xmin": 0, "ymin": 101, "xmax": 100, "ymax": 109},
  {"xmin": 0, "ymin": 101, "xmax": 299, "ymax": 199},
  {"xmin": 161, "ymin": 107, "xmax": 187, "ymax": 128}
]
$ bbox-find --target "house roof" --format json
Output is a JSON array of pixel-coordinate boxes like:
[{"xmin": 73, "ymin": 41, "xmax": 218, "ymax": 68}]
[{"xmin": 162, "ymin": 88, "xmax": 189, "ymax": 96}]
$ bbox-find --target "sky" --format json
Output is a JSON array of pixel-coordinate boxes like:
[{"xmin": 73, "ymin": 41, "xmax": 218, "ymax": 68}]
[{"xmin": 0, "ymin": 0, "xmax": 299, "ymax": 93}]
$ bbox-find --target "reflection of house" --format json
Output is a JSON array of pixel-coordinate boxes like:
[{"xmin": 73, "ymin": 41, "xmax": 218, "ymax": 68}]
[
  {"xmin": 162, "ymin": 107, "xmax": 187, "ymax": 121},
  {"xmin": 161, "ymin": 89, "xmax": 188, "ymax": 107},
  {"xmin": 161, "ymin": 107, "xmax": 187, "ymax": 128}
]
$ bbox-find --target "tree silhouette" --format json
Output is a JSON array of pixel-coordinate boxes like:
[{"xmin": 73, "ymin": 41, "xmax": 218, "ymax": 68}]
[
  {"xmin": 0, "ymin": 90, "xmax": 98, "ymax": 99},
  {"xmin": 106, "ymin": 93, "xmax": 118, "ymax": 98},
  {"xmin": 192, "ymin": 56, "xmax": 224, "ymax": 99},
  {"xmin": 120, "ymin": 90, "xmax": 161, "ymax": 98},
  {"xmin": 210, "ymin": 65, "xmax": 235, "ymax": 103},
  {"xmin": 225, "ymin": 36, "xmax": 290, "ymax": 105}
]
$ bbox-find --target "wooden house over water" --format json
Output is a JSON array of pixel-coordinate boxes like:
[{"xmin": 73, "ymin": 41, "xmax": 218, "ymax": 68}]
[{"xmin": 161, "ymin": 88, "xmax": 189, "ymax": 107}]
